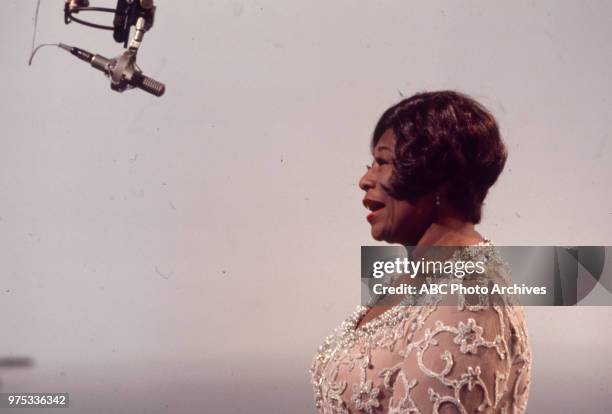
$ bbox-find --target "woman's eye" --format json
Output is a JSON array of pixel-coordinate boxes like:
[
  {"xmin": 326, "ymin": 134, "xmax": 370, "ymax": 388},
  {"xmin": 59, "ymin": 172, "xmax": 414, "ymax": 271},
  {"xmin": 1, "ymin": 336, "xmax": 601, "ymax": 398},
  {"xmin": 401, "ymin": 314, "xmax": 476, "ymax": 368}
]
[
  {"xmin": 366, "ymin": 158, "xmax": 390, "ymax": 171},
  {"xmin": 375, "ymin": 158, "xmax": 389, "ymax": 166}
]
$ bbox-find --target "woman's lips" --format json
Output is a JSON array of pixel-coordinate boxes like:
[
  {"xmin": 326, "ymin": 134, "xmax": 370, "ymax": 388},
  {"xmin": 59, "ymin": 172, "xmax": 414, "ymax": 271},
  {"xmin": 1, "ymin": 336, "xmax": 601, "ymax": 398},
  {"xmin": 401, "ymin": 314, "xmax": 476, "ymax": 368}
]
[
  {"xmin": 363, "ymin": 198, "xmax": 385, "ymax": 223},
  {"xmin": 367, "ymin": 208, "xmax": 383, "ymax": 223}
]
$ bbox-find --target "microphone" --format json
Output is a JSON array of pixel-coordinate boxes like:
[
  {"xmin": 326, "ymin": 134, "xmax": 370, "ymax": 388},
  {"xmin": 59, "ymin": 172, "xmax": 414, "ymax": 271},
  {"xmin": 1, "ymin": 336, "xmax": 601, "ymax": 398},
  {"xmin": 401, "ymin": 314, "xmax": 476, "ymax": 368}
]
[{"xmin": 58, "ymin": 44, "xmax": 165, "ymax": 97}]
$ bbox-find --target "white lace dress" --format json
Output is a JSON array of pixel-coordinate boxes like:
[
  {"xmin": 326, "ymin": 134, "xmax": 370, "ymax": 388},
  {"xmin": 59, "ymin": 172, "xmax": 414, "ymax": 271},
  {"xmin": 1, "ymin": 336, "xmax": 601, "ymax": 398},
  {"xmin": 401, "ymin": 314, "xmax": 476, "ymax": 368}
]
[{"xmin": 310, "ymin": 243, "xmax": 531, "ymax": 414}]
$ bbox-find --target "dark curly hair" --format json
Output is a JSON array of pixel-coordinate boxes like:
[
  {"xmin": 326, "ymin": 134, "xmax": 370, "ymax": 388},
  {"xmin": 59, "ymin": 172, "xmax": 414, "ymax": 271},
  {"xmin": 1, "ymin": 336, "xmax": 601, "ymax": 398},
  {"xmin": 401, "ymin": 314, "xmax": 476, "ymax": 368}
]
[{"xmin": 372, "ymin": 90, "xmax": 507, "ymax": 224}]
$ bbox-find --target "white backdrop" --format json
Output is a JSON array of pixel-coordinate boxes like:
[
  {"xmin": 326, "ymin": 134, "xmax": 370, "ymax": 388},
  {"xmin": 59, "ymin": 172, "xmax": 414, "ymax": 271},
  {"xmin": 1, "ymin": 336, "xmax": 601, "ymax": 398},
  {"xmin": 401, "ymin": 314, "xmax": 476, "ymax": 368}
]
[{"xmin": 1, "ymin": 1, "xmax": 611, "ymax": 412}]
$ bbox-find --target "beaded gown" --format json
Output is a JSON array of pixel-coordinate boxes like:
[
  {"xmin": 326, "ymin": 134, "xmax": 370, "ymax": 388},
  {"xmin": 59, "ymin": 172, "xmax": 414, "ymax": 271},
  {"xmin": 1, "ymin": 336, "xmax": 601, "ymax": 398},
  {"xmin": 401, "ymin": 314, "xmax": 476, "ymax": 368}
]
[{"xmin": 310, "ymin": 243, "xmax": 531, "ymax": 414}]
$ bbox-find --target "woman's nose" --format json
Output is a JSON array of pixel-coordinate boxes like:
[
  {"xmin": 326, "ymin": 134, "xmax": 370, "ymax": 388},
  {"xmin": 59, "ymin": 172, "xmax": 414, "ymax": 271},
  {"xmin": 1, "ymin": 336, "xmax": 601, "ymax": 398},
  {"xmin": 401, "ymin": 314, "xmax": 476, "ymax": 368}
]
[{"xmin": 359, "ymin": 169, "xmax": 375, "ymax": 191}]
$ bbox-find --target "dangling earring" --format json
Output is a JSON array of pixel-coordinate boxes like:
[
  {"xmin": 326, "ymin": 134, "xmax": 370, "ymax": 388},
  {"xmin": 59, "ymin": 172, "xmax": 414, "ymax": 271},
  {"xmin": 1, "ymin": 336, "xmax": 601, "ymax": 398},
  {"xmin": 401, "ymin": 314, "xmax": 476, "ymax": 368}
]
[{"xmin": 435, "ymin": 192, "xmax": 441, "ymax": 207}]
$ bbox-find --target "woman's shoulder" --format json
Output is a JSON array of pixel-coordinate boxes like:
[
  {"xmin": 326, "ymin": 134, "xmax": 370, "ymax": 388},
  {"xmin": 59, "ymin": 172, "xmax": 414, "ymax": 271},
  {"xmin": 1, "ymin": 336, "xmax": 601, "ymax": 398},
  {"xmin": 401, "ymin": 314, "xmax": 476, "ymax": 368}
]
[{"xmin": 392, "ymin": 301, "xmax": 532, "ymax": 413}]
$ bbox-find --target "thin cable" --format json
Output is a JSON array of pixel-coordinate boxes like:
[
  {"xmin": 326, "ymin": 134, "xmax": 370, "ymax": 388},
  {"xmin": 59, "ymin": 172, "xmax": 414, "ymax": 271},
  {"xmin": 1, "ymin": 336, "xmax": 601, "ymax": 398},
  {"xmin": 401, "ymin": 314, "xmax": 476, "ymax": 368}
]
[
  {"xmin": 29, "ymin": 0, "xmax": 61, "ymax": 66},
  {"xmin": 30, "ymin": 0, "xmax": 42, "ymax": 63},
  {"xmin": 28, "ymin": 43, "xmax": 60, "ymax": 66}
]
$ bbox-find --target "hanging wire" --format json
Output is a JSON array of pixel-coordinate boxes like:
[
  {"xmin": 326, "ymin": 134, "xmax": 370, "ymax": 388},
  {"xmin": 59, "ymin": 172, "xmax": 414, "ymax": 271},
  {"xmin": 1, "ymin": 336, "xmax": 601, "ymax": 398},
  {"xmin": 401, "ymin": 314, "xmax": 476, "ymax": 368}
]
[
  {"xmin": 29, "ymin": 43, "xmax": 60, "ymax": 66},
  {"xmin": 29, "ymin": 0, "xmax": 61, "ymax": 66},
  {"xmin": 29, "ymin": 0, "xmax": 42, "ymax": 64}
]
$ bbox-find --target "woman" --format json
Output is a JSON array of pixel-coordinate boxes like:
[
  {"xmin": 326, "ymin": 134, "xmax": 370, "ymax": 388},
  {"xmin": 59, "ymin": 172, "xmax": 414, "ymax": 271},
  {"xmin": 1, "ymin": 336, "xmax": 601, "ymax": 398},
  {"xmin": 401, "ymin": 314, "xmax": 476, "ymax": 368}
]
[{"xmin": 310, "ymin": 91, "xmax": 531, "ymax": 413}]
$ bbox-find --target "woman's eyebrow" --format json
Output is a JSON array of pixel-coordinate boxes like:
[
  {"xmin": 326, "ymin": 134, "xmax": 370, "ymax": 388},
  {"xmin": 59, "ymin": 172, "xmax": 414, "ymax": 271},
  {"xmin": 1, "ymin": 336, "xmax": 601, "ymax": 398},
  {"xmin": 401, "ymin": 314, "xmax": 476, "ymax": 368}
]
[{"xmin": 375, "ymin": 146, "xmax": 393, "ymax": 155}]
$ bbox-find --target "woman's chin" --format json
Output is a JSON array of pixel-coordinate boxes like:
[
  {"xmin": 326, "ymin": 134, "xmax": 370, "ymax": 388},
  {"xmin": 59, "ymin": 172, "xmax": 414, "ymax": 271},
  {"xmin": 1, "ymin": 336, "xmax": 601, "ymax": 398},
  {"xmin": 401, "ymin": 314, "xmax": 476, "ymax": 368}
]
[
  {"xmin": 371, "ymin": 227, "xmax": 414, "ymax": 245},
  {"xmin": 370, "ymin": 227, "xmax": 383, "ymax": 241},
  {"xmin": 370, "ymin": 226, "xmax": 389, "ymax": 243}
]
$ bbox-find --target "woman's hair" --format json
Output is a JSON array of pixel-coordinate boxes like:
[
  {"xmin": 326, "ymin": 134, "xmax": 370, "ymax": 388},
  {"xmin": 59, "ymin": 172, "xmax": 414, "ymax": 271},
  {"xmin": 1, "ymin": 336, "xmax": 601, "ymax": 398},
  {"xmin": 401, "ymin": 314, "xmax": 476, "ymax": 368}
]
[{"xmin": 372, "ymin": 90, "xmax": 507, "ymax": 224}]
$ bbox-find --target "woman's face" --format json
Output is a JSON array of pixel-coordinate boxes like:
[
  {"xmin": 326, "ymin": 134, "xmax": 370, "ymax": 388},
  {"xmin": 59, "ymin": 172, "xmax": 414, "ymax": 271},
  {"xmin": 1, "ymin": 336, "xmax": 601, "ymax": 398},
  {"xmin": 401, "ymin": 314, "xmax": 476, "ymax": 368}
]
[{"xmin": 359, "ymin": 129, "xmax": 434, "ymax": 245}]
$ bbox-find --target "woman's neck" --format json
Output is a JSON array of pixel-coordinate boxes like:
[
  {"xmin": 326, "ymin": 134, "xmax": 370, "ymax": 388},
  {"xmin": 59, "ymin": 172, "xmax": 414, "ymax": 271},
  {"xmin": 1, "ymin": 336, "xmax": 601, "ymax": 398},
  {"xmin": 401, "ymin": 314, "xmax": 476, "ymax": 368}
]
[{"xmin": 411, "ymin": 217, "xmax": 485, "ymax": 259}]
